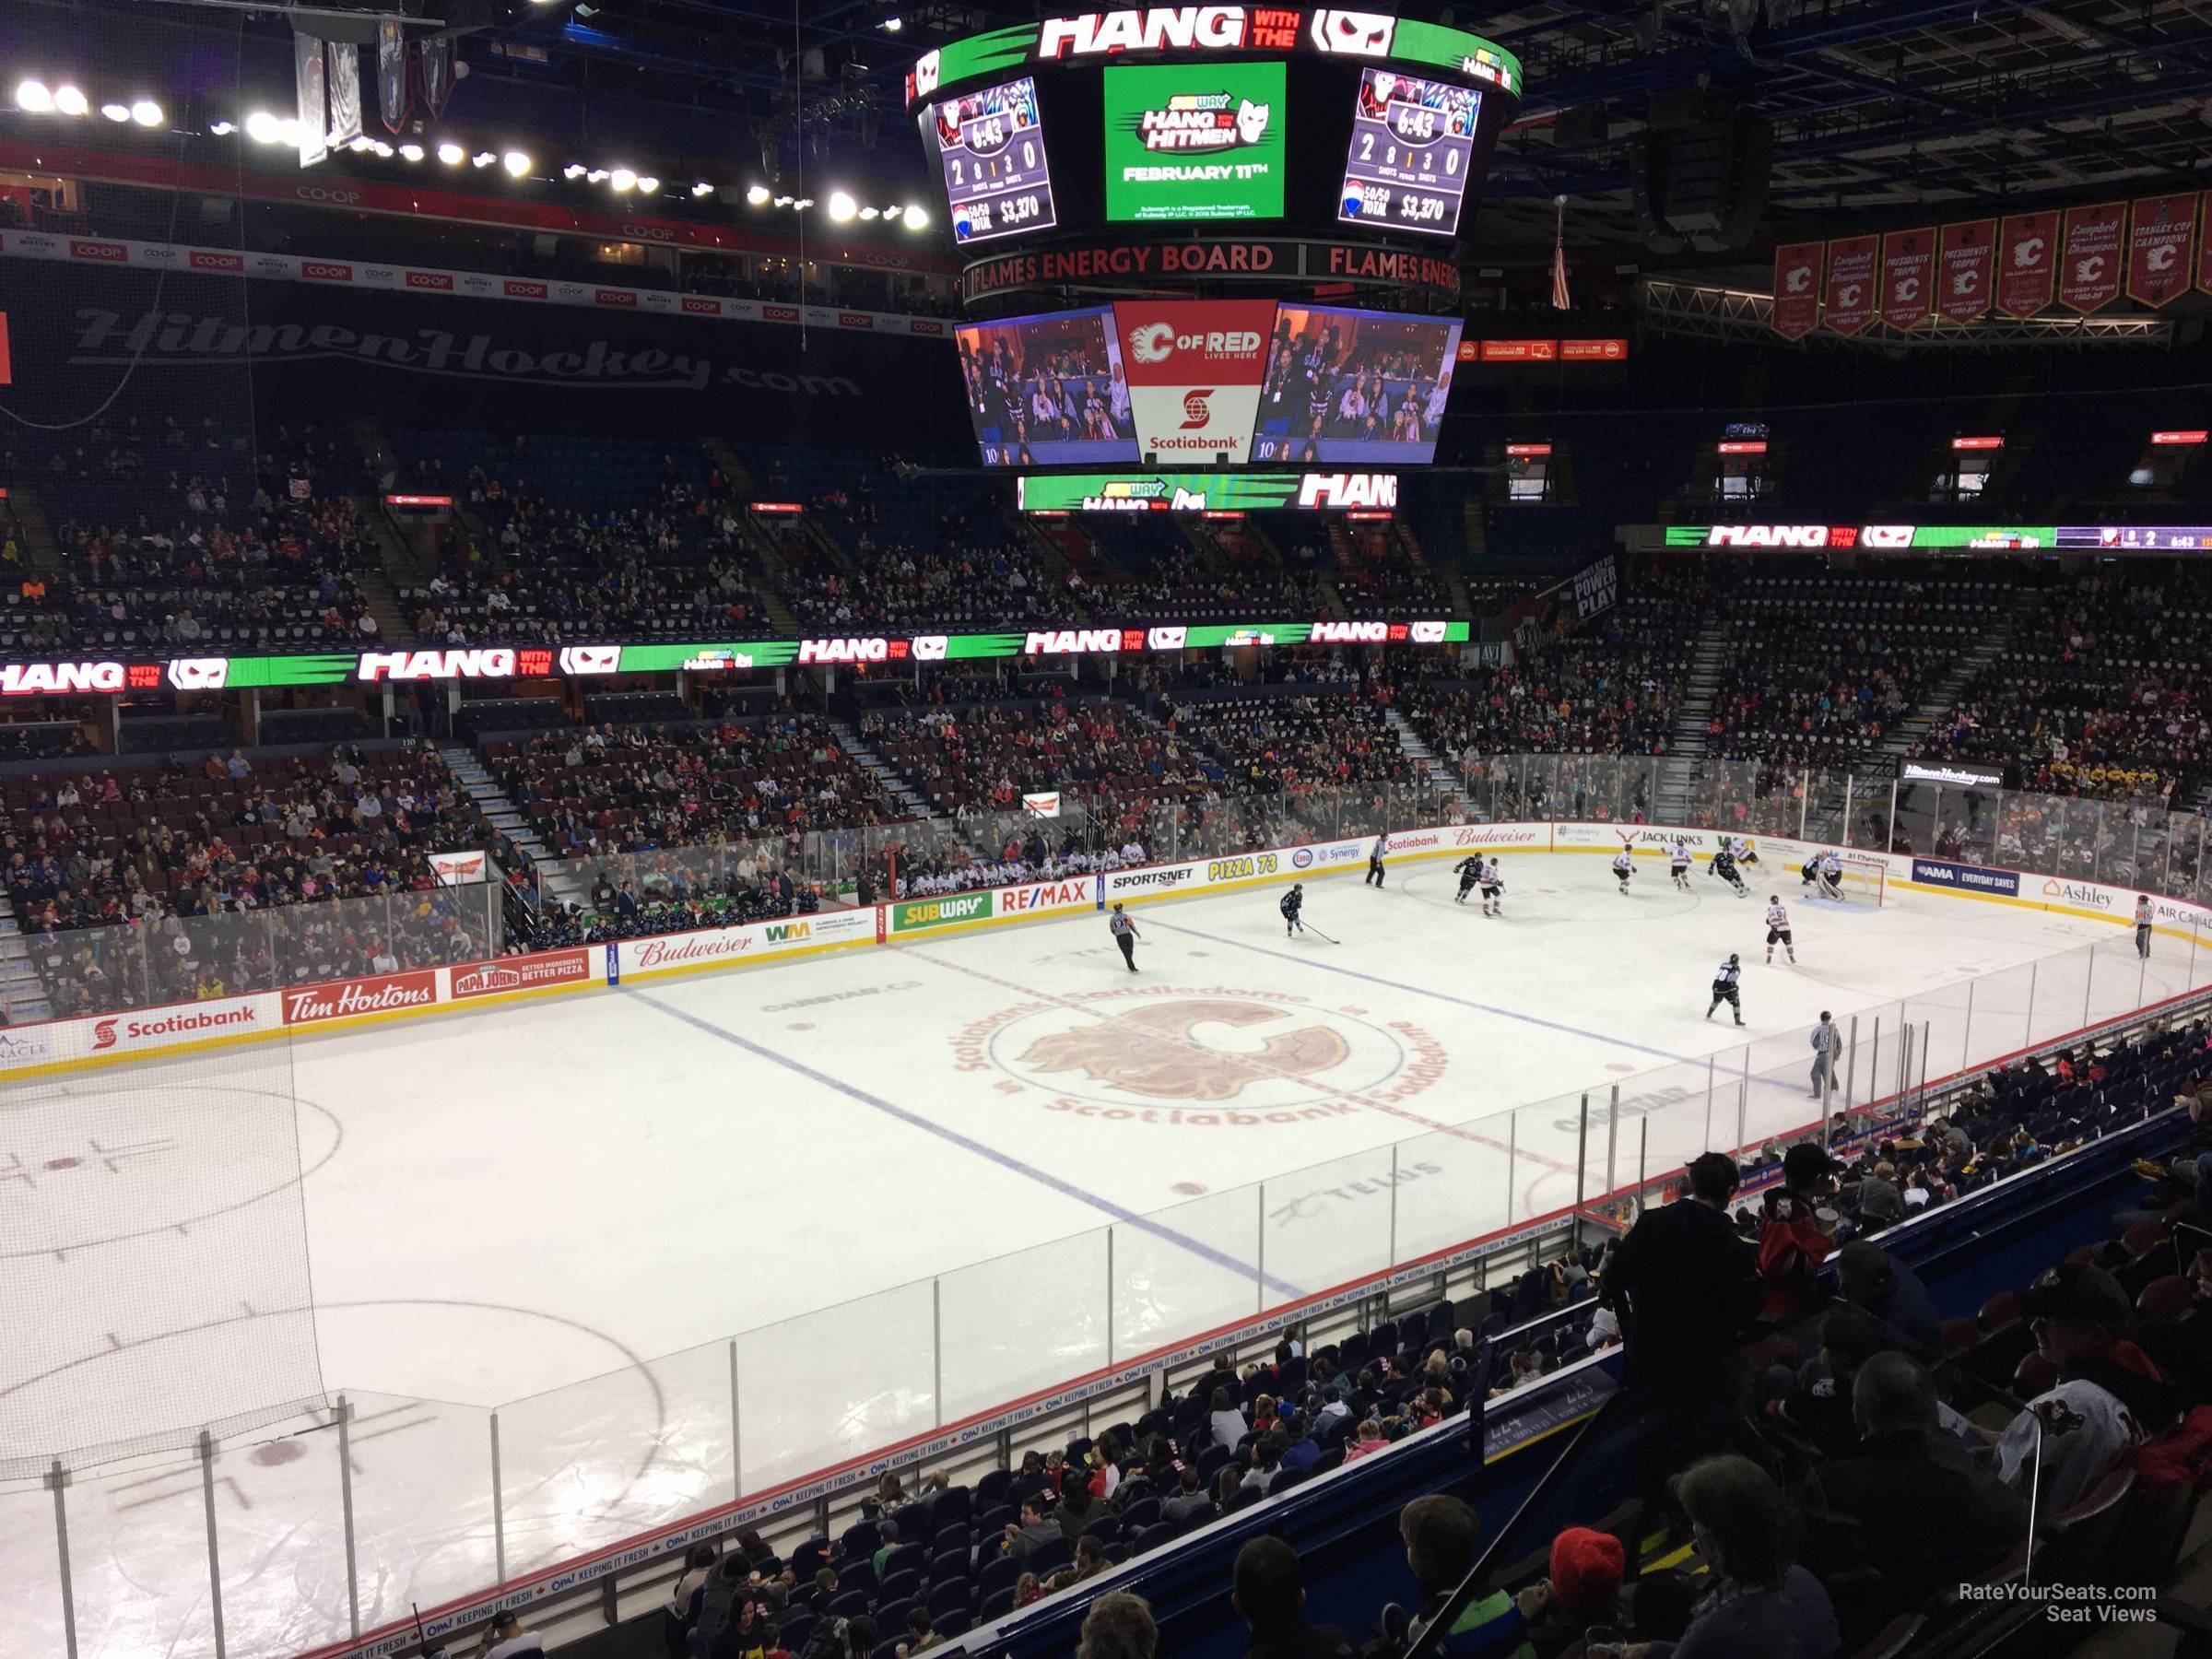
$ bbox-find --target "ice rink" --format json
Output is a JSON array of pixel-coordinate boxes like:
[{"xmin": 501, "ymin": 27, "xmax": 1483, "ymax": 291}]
[{"xmin": 1, "ymin": 851, "xmax": 2193, "ymax": 1658}]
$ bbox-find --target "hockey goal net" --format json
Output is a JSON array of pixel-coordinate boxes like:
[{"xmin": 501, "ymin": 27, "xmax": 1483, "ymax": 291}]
[{"xmin": 1823, "ymin": 854, "xmax": 1888, "ymax": 907}]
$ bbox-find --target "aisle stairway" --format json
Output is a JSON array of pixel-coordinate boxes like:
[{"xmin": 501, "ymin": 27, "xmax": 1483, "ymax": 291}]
[
  {"xmin": 828, "ymin": 716, "xmax": 938, "ymax": 825},
  {"xmin": 0, "ymin": 894, "xmax": 53, "ymax": 1023},
  {"xmin": 1384, "ymin": 707, "xmax": 1464, "ymax": 815},
  {"xmin": 1869, "ymin": 585, "xmax": 2045, "ymax": 765},
  {"xmin": 439, "ymin": 744, "xmax": 585, "ymax": 913},
  {"xmin": 1653, "ymin": 620, "xmax": 1735, "ymax": 821}
]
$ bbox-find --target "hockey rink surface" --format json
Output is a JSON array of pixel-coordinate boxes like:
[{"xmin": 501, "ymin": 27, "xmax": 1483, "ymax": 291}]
[{"xmin": 1, "ymin": 852, "xmax": 2196, "ymax": 1659}]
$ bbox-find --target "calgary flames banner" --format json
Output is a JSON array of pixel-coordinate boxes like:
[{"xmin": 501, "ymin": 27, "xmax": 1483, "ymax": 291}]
[
  {"xmin": 2056, "ymin": 201, "xmax": 2126, "ymax": 312},
  {"xmin": 2201, "ymin": 191, "xmax": 2212, "ymax": 297},
  {"xmin": 1936, "ymin": 219, "xmax": 1994, "ymax": 324},
  {"xmin": 1996, "ymin": 211, "xmax": 2060, "ymax": 318},
  {"xmin": 2127, "ymin": 193, "xmax": 2197, "ymax": 308},
  {"xmin": 1770, "ymin": 241, "xmax": 1821, "ymax": 340},
  {"xmin": 1111, "ymin": 298, "xmax": 1277, "ymax": 465},
  {"xmin": 1821, "ymin": 236, "xmax": 1878, "ymax": 336},
  {"xmin": 1878, "ymin": 228, "xmax": 1936, "ymax": 330}
]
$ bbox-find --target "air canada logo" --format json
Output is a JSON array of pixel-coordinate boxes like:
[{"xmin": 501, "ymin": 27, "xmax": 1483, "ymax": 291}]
[{"xmin": 956, "ymin": 988, "xmax": 1445, "ymax": 1124}]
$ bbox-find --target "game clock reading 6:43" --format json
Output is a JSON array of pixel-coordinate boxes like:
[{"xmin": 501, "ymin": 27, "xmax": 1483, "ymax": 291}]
[
  {"xmin": 1338, "ymin": 69, "xmax": 1480, "ymax": 238},
  {"xmin": 929, "ymin": 75, "xmax": 1058, "ymax": 246}
]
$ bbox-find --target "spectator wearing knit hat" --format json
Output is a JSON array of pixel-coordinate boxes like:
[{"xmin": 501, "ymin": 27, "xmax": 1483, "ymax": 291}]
[{"xmin": 1515, "ymin": 1526, "xmax": 1630, "ymax": 1658}]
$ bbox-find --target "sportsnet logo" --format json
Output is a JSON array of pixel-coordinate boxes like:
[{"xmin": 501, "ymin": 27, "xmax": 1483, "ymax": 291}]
[
  {"xmin": 451, "ymin": 950, "xmax": 593, "ymax": 1000},
  {"xmin": 1110, "ymin": 865, "xmax": 1195, "ymax": 893}
]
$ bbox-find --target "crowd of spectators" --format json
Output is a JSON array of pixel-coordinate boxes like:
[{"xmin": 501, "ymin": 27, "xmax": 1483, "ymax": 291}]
[{"xmin": 788, "ymin": 539, "xmax": 1056, "ymax": 633}]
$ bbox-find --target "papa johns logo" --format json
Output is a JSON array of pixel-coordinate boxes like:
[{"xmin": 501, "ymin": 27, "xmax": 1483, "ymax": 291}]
[{"xmin": 958, "ymin": 989, "xmax": 1445, "ymax": 1122}]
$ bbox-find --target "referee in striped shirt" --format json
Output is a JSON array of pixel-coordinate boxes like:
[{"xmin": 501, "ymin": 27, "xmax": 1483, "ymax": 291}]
[{"xmin": 1110, "ymin": 903, "xmax": 1141, "ymax": 971}]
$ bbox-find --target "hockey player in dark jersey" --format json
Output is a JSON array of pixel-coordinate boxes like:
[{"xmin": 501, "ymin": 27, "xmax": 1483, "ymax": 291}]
[
  {"xmin": 1710, "ymin": 845, "xmax": 1750, "ymax": 897},
  {"xmin": 1708, "ymin": 953, "xmax": 1745, "ymax": 1025},
  {"xmin": 1453, "ymin": 855, "xmax": 1480, "ymax": 904},
  {"xmin": 1280, "ymin": 883, "xmax": 1306, "ymax": 936}
]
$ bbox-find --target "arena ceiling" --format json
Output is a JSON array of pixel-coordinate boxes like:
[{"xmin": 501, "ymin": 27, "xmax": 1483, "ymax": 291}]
[{"xmin": 101, "ymin": 0, "xmax": 2212, "ymax": 263}]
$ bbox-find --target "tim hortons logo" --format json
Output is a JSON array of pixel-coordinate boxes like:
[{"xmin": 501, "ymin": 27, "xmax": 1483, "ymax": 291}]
[
  {"xmin": 283, "ymin": 971, "xmax": 438, "ymax": 1026},
  {"xmin": 1017, "ymin": 999, "xmax": 1350, "ymax": 1102}
]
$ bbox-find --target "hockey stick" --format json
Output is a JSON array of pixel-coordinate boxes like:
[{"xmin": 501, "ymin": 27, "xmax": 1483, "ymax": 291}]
[{"xmin": 1305, "ymin": 924, "xmax": 1339, "ymax": 944}]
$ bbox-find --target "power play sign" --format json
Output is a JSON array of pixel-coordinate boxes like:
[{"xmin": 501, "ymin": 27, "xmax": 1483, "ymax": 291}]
[{"xmin": 1112, "ymin": 299, "xmax": 1277, "ymax": 464}]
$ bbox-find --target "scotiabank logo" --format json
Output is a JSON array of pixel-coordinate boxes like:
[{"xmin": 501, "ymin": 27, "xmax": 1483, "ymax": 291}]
[
  {"xmin": 283, "ymin": 971, "xmax": 439, "ymax": 1026},
  {"xmin": 452, "ymin": 950, "xmax": 593, "ymax": 1000},
  {"xmin": 71, "ymin": 240, "xmax": 128, "ymax": 262},
  {"xmin": 407, "ymin": 270, "xmax": 455, "ymax": 290},
  {"xmin": 190, "ymin": 250, "xmax": 245, "ymax": 273},
  {"xmin": 92, "ymin": 1002, "xmax": 262, "ymax": 1051},
  {"xmin": 300, "ymin": 261, "xmax": 352, "ymax": 281}
]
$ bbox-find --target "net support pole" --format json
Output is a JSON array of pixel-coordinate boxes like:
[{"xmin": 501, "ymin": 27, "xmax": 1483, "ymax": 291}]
[
  {"xmin": 933, "ymin": 1280, "xmax": 945, "ymax": 1426},
  {"xmin": 337, "ymin": 1397, "xmax": 360, "ymax": 1640},
  {"xmin": 1704, "ymin": 1057, "xmax": 1716, "ymax": 1151},
  {"xmin": 1845, "ymin": 1016, "xmax": 1859, "ymax": 1119},
  {"xmin": 1737, "ymin": 1052, "xmax": 1750, "ymax": 1158},
  {"xmin": 2026, "ymin": 963, "xmax": 2039, "ymax": 1047},
  {"xmin": 729, "ymin": 1341, "xmax": 742, "ymax": 1503},
  {"xmin": 199, "ymin": 1430, "xmax": 227, "ymax": 1659},
  {"xmin": 1106, "ymin": 1227, "xmax": 1116, "ymax": 1366},
  {"xmin": 489, "ymin": 1412, "xmax": 507, "ymax": 1584},
  {"xmin": 2085, "ymin": 950, "xmax": 2096, "ymax": 1030},
  {"xmin": 1255, "ymin": 1185, "xmax": 1267, "ymax": 1315},
  {"xmin": 1963, "ymin": 980, "xmax": 1976, "ymax": 1075},
  {"xmin": 1637, "ymin": 1118, "xmax": 1648, "ymax": 1199},
  {"xmin": 1870, "ymin": 1016, "xmax": 1882, "ymax": 1110},
  {"xmin": 1919, "ymin": 1021, "xmax": 1931, "ymax": 1120},
  {"xmin": 1604, "ymin": 1085, "xmax": 1620, "ymax": 1199},
  {"xmin": 1573, "ymin": 1094, "xmax": 1590, "ymax": 1214},
  {"xmin": 46, "ymin": 1460, "xmax": 76, "ymax": 1659},
  {"xmin": 1500, "ymin": 1121, "xmax": 1512, "ymax": 1224}
]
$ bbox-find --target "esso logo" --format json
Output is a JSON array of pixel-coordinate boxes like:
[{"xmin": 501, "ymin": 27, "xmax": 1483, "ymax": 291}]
[
  {"xmin": 294, "ymin": 184, "xmax": 364, "ymax": 205},
  {"xmin": 621, "ymin": 222, "xmax": 677, "ymax": 241}
]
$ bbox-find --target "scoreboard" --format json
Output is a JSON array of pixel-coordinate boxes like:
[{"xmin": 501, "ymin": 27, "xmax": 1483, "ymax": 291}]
[
  {"xmin": 926, "ymin": 76, "xmax": 1059, "ymax": 246},
  {"xmin": 1337, "ymin": 69, "xmax": 1478, "ymax": 238}
]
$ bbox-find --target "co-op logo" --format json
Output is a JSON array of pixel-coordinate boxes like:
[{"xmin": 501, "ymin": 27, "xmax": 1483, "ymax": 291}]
[
  {"xmin": 620, "ymin": 222, "xmax": 677, "ymax": 242},
  {"xmin": 293, "ymin": 183, "xmax": 364, "ymax": 206},
  {"xmin": 1180, "ymin": 389, "xmax": 1214, "ymax": 429}
]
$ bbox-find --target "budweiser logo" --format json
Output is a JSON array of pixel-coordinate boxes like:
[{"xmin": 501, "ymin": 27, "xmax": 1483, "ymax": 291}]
[
  {"xmin": 634, "ymin": 934, "xmax": 752, "ymax": 969},
  {"xmin": 283, "ymin": 971, "xmax": 438, "ymax": 1026}
]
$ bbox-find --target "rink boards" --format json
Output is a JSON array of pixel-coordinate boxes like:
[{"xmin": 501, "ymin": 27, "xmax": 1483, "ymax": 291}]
[{"xmin": 3, "ymin": 818, "xmax": 2204, "ymax": 1083}]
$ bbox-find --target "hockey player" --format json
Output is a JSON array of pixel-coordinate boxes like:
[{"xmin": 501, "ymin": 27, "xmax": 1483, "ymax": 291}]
[
  {"xmin": 1710, "ymin": 842, "xmax": 1749, "ymax": 897},
  {"xmin": 1478, "ymin": 856, "xmax": 1504, "ymax": 918},
  {"xmin": 1612, "ymin": 846, "xmax": 1636, "ymax": 894},
  {"xmin": 1816, "ymin": 848, "xmax": 1845, "ymax": 901},
  {"xmin": 1708, "ymin": 953, "xmax": 1745, "ymax": 1025},
  {"xmin": 1732, "ymin": 836, "xmax": 1762, "ymax": 869},
  {"xmin": 1669, "ymin": 841, "xmax": 1694, "ymax": 891},
  {"xmin": 1453, "ymin": 854, "xmax": 1481, "ymax": 905},
  {"xmin": 1281, "ymin": 883, "xmax": 1307, "ymax": 936},
  {"xmin": 1109, "ymin": 902, "xmax": 1141, "ymax": 971},
  {"xmin": 1765, "ymin": 895, "xmax": 1797, "ymax": 965}
]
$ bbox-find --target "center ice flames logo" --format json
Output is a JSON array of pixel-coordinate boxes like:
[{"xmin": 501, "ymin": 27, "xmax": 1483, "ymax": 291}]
[
  {"xmin": 1020, "ymin": 1000, "xmax": 1348, "ymax": 1102},
  {"xmin": 958, "ymin": 988, "xmax": 1448, "ymax": 1124}
]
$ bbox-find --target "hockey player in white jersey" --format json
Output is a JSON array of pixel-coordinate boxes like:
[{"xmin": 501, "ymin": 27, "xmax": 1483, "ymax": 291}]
[
  {"xmin": 1612, "ymin": 848, "xmax": 1635, "ymax": 894},
  {"xmin": 1478, "ymin": 857, "xmax": 1504, "ymax": 917},
  {"xmin": 1765, "ymin": 895, "xmax": 1797, "ymax": 965},
  {"xmin": 1708, "ymin": 953, "xmax": 1745, "ymax": 1024},
  {"xmin": 1732, "ymin": 836, "xmax": 1762, "ymax": 869},
  {"xmin": 1453, "ymin": 855, "xmax": 1481, "ymax": 905},
  {"xmin": 1669, "ymin": 841, "xmax": 1694, "ymax": 891}
]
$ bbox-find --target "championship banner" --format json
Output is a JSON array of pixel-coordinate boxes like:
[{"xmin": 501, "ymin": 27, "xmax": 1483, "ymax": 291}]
[
  {"xmin": 1936, "ymin": 218, "xmax": 1994, "ymax": 324},
  {"xmin": 1822, "ymin": 236, "xmax": 1878, "ymax": 336},
  {"xmin": 2055, "ymin": 201, "xmax": 2125, "ymax": 313},
  {"xmin": 294, "ymin": 33, "xmax": 329, "ymax": 169},
  {"xmin": 1770, "ymin": 241, "xmax": 1821, "ymax": 340},
  {"xmin": 2126, "ymin": 193, "xmax": 2197, "ymax": 308},
  {"xmin": 1878, "ymin": 228, "xmax": 1936, "ymax": 330},
  {"xmin": 1995, "ymin": 211, "xmax": 2058, "ymax": 318},
  {"xmin": 1110, "ymin": 299, "xmax": 1277, "ymax": 465},
  {"xmin": 376, "ymin": 19, "xmax": 407, "ymax": 132},
  {"xmin": 326, "ymin": 41, "xmax": 363, "ymax": 151},
  {"xmin": 2201, "ymin": 192, "xmax": 2212, "ymax": 297}
]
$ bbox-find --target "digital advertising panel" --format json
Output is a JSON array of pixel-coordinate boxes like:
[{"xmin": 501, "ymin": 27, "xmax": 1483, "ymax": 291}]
[
  {"xmin": 1016, "ymin": 469, "xmax": 1402, "ymax": 512},
  {"xmin": 1110, "ymin": 298, "xmax": 1279, "ymax": 464},
  {"xmin": 1102, "ymin": 61, "xmax": 1288, "ymax": 223},
  {"xmin": 1253, "ymin": 303, "xmax": 1463, "ymax": 464},
  {"xmin": 1338, "ymin": 69, "xmax": 1480, "ymax": 238},
  {"xmin": 954, "ymin": 305, "xmax": 1137, "ymax": 467},
  {"xmin": 924, "ymin": 75, "xmax": 1058, "ymax": 246}
]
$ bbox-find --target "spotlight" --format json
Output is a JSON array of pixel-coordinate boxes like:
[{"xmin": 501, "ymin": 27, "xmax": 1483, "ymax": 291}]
[
  {"xmin": 773, "ymin": 194, "xmax": 794, "ymax": 207},
  {"xmin": 637, "ymin": 175, "xmax": 659, "ymax": 193},
  {"xmin": 903, "ymin": 205, "xmax": 929, "ymax": 230},
  {"xmin": 881, "ymin": 204, "xmax": 903, "ymax": 220},
  {"xmin": 54, "ymin": 85, "xmax": 90, "ymax": 117},
  {"xmin": 860, "ymin": 206, "xmax": 879, "ymax": 219},
  {"xmin": 371, "ymin": 140, "xmax": 393, "ymax": 158},
  {"xmin": 501, "ymin": 149, "xmax": 531, "ymax": 177},
  {"xmin": 881, "ymin": 16, "xmax": 903, "ymax": 30},
  {"xmin": 244, "ymin": 110, "xmax": 281, "ymax": 143},
  {"xmin": 794, "ymin": 196, "xmax": 814, "ymax": 209},
  {"xmin": 14, "ymin": 80, "xmax": 53, "ymax": 113},
  {"xmin": 827, "ymin": 190, "xmax": 856, "ymax": 221},
  {"xmin": 437, "ymin": 141, "xmax": 465, "ymax": 164},
  {"xmin": 585, "ymin": 168, "xmax": 609, "ymax": 183},
  {"xmin": 562, "ymin": 162, "xmax": 586, "ymax": 180},
  {"xmin": 131, "ymin": 99, "xmax": 163, "ymax": 127},
  {"xmin": 747, "ymin": 183, "xmax": 771, "ymax": 205},
  {"xmin": 347, "ymin": 134, "xmax": 375, "ymax": 152},
  {"xmin": 101, "ymin": 102, "xmax": 130, "ymax": 122},
  {"xmin": 691, "ymin": 181, "xmax": 713, "ymax": 197},
  {"xmin": 276, "ymin": 117, "xmax": 302, "ymax": 146},
  {"xmin": 208, "ymin": 119, "xmax": 237, "ymax": 135},
  {"xmin": 470, "ymin": 149, "xmax": 497, "ymax": 168},
  {"xmin": 399, "ymin": 142, "xmax": 424, "ymax": 161},
  {"xmin": 609, "ymin": 167, "xmax": 636, "ymax": 191}
]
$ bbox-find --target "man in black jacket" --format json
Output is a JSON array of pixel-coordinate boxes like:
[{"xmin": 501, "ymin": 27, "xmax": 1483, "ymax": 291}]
[
  {"xmin": 1232, "ymin": 1536, "xmax": 1356, "ymax": 1659},
  {"xmin": 1603, "ymin": 1152, "xmax": 1762, "ymax": 1382}
]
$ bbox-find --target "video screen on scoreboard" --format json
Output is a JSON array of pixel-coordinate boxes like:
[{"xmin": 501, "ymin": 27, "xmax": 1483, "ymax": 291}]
[
  {"xmin": 1253, "ymin": 305, "xmax": 1465, "ymax": 465},
  {"xmin": 1102, "ymin": 61, "xmax": 1287, "ymax": 223},
  {"xmin": 955, "ymin": 306, "xmax": 1138, "ymax": 468},
  {"xmin": 1338, "ymin": 69, "xmax": 1481, "ymax": 238},
  {"xmin": 925, "ymin": 76, "xmax": 1058, "ymax": 246}
]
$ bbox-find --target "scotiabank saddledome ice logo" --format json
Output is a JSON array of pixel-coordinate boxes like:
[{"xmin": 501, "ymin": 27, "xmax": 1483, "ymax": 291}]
[{"xmin": 958, "ymin": 988, "xmax": 1444, "ymax": 1121}]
